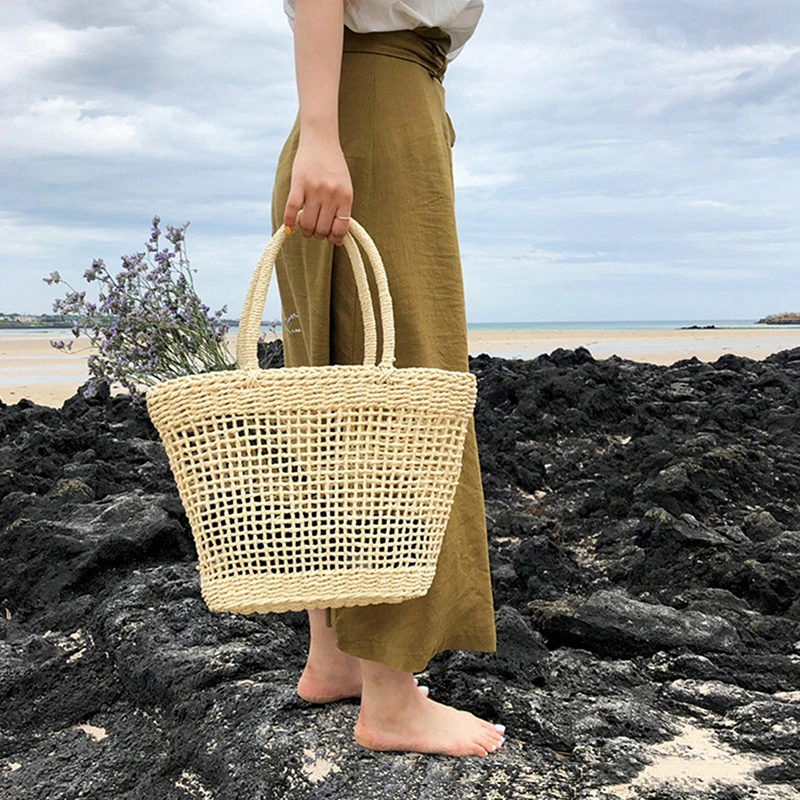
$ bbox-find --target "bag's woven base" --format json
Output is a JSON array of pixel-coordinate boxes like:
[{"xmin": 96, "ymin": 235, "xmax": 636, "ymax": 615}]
[
  {"xmin": 146, "ymin": 363, "xmax": 476, "ymax": 613},
  {"xmin": 201, "ymin": 567, "xmax": 435, "ymax": 615}
]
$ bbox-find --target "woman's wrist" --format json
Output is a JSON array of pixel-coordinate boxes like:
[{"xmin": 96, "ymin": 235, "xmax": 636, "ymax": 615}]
[{"xmin": 299, "ymin": 114, "xmax": 340, "ymax": 143}]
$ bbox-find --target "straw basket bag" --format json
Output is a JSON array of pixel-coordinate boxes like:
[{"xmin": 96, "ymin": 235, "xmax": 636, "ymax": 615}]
[{"xmin": 145, "ymin": 213, "xmax": 478, "ymax": 614}]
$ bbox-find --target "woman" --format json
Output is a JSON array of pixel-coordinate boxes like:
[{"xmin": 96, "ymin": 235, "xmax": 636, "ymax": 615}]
[{"xmin": 270, "ymin": 0, "xmax": 505, "ymax": 758}]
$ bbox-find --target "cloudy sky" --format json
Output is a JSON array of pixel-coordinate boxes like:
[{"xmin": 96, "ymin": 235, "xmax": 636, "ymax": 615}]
[{"xmin": 3, "ymin": 0, "xmax": 799, "ymax": 324}]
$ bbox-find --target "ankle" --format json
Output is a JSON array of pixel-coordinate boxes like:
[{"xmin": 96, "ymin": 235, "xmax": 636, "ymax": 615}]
[
  {"xmin": 360, "ymin": 686, "xmax": 423, "ymax": 725},
  {"xmin": 359, "ymin": 668, "xmax": 423, "ymax": 718},
  {"xmin": 304, "ymin": 650, "xmax": 360, "ymax": 672}
]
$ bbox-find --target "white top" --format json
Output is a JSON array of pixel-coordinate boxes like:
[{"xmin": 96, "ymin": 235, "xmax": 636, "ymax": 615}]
[{"xmin": 282, "ymin": 0, "xmax": 484, "ymax": 62}]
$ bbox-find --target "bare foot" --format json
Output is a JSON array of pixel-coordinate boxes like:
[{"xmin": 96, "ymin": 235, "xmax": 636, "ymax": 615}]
[
  {"xmin": 354, "ymin": 688, "xmax": 506, "ymax": 757},
  {"xmin": 297, "ymin": 663, "xmax": 429, "ymax": 704}
]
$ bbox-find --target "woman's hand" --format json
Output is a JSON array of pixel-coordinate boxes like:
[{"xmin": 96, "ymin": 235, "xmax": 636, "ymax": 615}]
[{"xmin": 284, "ymin": 129, "xmax": 353, "ymax": 247}]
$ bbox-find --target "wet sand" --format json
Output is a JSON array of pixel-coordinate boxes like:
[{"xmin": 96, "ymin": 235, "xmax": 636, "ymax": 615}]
[{"xmin": 1, "ymin": 326, "xmax": 799, "ymax": 408}]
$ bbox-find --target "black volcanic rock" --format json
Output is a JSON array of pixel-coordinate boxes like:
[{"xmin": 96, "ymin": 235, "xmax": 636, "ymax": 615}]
[
  {"xmin": 1, "ymin": 339, "xmax": 800, "ymax": 797},
  {"xmin": 530, "ymin": 587, "xmax": 743, "ymax": 657}
]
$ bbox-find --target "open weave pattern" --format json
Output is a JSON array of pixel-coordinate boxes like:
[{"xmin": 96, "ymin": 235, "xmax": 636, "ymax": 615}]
[{"xmin": 145, "ymin": 217, "xmax": 477, "ymax": 614}]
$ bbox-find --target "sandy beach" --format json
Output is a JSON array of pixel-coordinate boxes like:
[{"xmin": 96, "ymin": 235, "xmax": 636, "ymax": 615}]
[{"xmin": 2, "ymin": 326, "xmax": 799, "ymax": 408}]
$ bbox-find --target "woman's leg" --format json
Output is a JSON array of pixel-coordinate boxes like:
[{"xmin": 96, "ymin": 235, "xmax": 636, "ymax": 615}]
[
  {"xmin": 296, "ymin": 610, "xmax": 431, "ymax": 703},
  {"xmin": 296, "ymin": 609, "xmax": 363, "ymax": 703}
]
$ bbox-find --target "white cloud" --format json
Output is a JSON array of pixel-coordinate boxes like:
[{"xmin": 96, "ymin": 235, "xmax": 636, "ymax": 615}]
[
  {"xmin": 3, "ymin": 96, "xmax": 248, "ymax": 157},
  {"xmin": 2, "ymin": 0, "xmax": 800, "ymax": 322}
]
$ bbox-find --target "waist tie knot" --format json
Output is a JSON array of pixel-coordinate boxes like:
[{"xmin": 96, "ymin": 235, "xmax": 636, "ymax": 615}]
[{"xmin": 342, "ymin": 25, "xmax": 451, "ymax": 84}]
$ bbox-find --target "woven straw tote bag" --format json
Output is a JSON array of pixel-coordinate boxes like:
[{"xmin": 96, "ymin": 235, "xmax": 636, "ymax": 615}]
[{"xmin": 145, "ymin": 213, "xmax": 478, "ymax": 614}]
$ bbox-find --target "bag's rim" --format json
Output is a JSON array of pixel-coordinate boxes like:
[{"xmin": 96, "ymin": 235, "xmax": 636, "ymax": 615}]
[{"xmin": 144, "ymin": 362, "xmax": 477, "ymax": 402}]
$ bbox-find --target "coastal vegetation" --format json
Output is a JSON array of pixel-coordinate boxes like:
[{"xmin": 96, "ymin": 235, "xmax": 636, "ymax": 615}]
[{"xmin": 40, "ymin": 216, "xmax": 235, "ymax": 401}]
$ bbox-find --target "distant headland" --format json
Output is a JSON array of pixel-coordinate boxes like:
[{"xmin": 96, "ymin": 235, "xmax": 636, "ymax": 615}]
[
  {"xmin": 0, "ymin": 313, "xmax": 79, "ymax": 329},
  {"xmin": 0, "ymin": 313, "xmax": 248, "ymax": 330},
  {"xmin": 754, "ymin": 312, "xmax": 800, "ymax": 325}
]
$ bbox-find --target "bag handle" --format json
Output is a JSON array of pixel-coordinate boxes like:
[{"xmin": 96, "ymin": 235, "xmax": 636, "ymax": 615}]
[{"xmin": 236, "ymin": 209, "xmax": 397, "ymax": 374}]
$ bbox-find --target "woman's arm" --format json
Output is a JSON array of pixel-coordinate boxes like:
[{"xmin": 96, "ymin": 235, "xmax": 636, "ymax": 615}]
[{"xmin": 284, "ymin": 0, "xmax": 353, "ymax": 246}]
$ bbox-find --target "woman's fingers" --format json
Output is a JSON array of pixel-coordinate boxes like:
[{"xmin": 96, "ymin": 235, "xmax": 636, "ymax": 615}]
[
  {"xmin": 290, "ymin": 201, "xmax": 348, "ymax": 244},
  {"xmin": 312, "ymin": 184, "xmax": 351, "ymax": 243},
  {"xmin": 295, "ymin": 196, "xmax": 351, "ymax": 244}
]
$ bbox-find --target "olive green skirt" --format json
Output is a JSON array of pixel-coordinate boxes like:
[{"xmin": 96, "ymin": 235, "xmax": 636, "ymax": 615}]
[{"xmin": 269, "ymin": 24, "xmax": 497, "ymax": 673}]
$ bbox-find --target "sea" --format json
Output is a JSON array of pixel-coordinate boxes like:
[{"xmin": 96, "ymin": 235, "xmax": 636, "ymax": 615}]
[
  {"xmin": 462, "ymin": 319, "xmax": 798, "ymax": 331},
  {"xmin": 2, "ymin": 318, "xmax": 797, "ymax": 337}
]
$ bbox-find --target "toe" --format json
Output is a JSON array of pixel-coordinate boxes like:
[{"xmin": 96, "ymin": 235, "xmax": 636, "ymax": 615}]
[
  {"xmin": 474, "ymin": 716, "xmax": 498, "ymax": 732},
  {"xmin": 485, "ymin": 722, "xmax": 505, "ymax": 738}
]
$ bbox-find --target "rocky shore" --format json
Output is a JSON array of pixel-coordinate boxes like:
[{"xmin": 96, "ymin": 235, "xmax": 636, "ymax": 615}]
[
  {"xmin": 756, "ymin": 313, "xmax": 800, "ymax": 325},
  {"xmin": 1, "ymin": 341, "xmax": 799, "ymax": 798}
]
